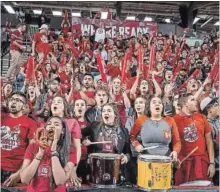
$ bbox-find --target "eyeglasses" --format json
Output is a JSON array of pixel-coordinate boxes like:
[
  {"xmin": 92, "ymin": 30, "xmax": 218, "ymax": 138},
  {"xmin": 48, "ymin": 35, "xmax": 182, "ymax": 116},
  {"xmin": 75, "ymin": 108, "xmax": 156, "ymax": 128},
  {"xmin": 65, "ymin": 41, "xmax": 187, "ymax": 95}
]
[{"xmin": 8, "ymin": 97, "xmax": 25, "ymax": 104}]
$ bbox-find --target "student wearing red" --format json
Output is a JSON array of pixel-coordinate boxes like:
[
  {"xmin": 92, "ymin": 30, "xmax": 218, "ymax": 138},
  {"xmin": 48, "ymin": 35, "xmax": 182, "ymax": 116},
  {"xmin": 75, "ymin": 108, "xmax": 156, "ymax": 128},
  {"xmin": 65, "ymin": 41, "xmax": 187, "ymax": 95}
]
[
  {"xmin": 6, "ymin": 23, "xmax": 27, "ymax": 82},
  {"xmin": 73, "ymin": 99, "xmax": 89, "ymax": 184},
  {"xmin": 67, "ymin": 74, "xmax": 95, "ymax": 106},
  {"xmin": 50, "ymin": 96, "xmax": 81, "ymax": 186},
  {"xmin": 1, "ymin": 91, "xmax": 37, "ymax": 186},
  {"xmin": 32, "ymin": 24, "xmax": 50, "ymax": 63},
  {"xmin": 20, "ymin": 116, "xmax": 74, "ymax": 192},
  {"xmin": 173, "ymin": 93, "xmax": 215, "ymax": 185}
]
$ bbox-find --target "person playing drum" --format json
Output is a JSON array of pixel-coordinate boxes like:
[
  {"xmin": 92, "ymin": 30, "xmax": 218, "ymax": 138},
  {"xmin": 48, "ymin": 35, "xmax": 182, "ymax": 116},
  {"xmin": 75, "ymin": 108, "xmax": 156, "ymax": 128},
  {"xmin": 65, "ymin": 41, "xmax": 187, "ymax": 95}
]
[
  {"xmin": 82, "ymin": 103, "xmax": 131, "ymax": 175},
  {"xmin": 130, "ymin": 96, "xmax": 181, "ymax": 161}
]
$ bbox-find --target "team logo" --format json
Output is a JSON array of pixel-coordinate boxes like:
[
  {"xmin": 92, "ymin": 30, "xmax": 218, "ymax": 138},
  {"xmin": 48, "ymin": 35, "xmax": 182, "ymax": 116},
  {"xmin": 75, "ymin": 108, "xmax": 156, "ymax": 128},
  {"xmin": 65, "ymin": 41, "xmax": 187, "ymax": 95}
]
[
  {"xmin": 183, "ymin": 122, "xmax": 199, "ymax": 142},
  {"xmin": 1, "ymin": 125, "xmax": 21, "ymax": 150},
  {"xmin": 163, "ymin": 130, "xmax": 171, "ymax": 140}
]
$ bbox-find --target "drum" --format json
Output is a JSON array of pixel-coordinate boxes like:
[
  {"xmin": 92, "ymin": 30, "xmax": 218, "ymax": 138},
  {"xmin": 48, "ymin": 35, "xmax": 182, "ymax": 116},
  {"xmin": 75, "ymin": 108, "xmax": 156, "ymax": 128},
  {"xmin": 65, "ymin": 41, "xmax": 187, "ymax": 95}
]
[
  {"xmin": 137, "ymin": 155, "xmax": 172, "ymax": 191},
  {"xmin": 89, "ymin": 153, "xmax": 121, "ymax": 187}
]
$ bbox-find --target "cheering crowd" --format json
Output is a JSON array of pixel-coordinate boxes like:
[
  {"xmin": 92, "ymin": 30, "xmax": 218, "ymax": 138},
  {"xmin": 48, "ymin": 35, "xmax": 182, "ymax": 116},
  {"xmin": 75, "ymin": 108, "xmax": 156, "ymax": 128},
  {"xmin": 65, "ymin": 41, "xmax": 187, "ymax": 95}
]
[{"xmin": 1, "ymin": 11, "xmax": 219, "ymax": 192}]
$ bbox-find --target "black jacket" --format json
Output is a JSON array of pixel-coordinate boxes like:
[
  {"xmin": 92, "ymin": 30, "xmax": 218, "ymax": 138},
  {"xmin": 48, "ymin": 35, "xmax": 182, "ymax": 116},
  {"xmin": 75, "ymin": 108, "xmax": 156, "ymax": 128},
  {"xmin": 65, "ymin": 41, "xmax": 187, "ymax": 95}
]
[
  {"xmin": 82, "ymin": 121, "xmax": 131, "ymax": 161},
  {"xmin": 84, "ymin": 106, "xmax": 100, "ymax": 124}
]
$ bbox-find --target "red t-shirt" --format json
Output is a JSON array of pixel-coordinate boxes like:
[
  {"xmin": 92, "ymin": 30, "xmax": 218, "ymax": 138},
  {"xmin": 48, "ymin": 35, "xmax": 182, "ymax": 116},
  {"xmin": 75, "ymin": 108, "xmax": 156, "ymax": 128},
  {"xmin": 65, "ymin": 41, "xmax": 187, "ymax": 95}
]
[
  {"xmin": 64, "ymin": 118, "xmax": 81, "ymax": 164},
  {"xmin": 1, "ymin": 114, "xmax": 37, "ymax": 171},
  {"xmin": 173, "ymin": 112, "xmax": 212, "ymax": 156},
  {"xmin": 10, "ymin": 29, "xmax": 23, "ymax": 52},
  {"xmin": 62, "ymin": 26, "xmax": 69, "ymax": 36},
  {"xmin": 33, "ymin": 32, "xmax": 49, "ymax": 53},
  {"xmin": 77, "ymin": 120, "xmax": 88, "ymax": 159},
  {"xmin": 35, "ymin": 118, "xmax": 81, "ymax": 164},
  {"xmin": 72, "ymin": 91, "xmax": 95, "ymax": 102},
  {"xmin": 24, "ymin": 143, "xmax": 75, "ymax": 192}
]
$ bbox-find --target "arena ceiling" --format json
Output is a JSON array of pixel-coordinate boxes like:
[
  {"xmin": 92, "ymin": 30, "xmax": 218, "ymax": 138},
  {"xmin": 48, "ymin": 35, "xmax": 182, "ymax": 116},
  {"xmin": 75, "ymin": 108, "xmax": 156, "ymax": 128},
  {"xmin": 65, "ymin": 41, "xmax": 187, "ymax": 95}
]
[{"xmin": 1, "ymin": 1, "xmax": 219, "ymax": 33}]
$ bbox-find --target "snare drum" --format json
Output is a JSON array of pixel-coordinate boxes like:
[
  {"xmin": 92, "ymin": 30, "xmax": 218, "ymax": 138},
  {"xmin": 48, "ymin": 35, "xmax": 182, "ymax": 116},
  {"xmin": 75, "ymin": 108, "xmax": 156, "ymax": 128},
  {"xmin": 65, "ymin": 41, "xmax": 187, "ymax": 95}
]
[
  {"xmin": 89, "ymin": 153, "xmax": 121, "ymax": 187},
  {"xmin": 138, "ymin": 155, "xmax": 172, "ymax": 191}
]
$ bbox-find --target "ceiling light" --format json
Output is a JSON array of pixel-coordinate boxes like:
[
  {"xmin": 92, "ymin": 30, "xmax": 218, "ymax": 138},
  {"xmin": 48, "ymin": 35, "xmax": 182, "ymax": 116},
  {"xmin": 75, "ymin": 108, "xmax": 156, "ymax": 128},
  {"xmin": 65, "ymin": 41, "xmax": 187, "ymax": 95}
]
[
  {"xmin": 126, "ymin": 16, "xmax": 136, "ymax": 21},
  {"xmin": 12, "ymin": 2, "xmax": 19, "ymax": 5},
  {"xmin": 214, "ymin": 21, "xmax": 219, "ymax": 26},
  {"xmin": 101, "ymin": 12, "xmax": 108, "ymax": 19},
  {"xmin": 193, "ymin": 17, "xmax": 200, "ymax": 24},
  {"xmin": 165, "ymin": 18, "xmax": 171, "ymax": 23},
  {"xmin": 72, "ymin": 12, "xmax": 81, "ymax": 17},
  {"xmin": 33, "ymin": 10, "xmax": 42, "ymax": 15},
  {"xmin": 144, "ymin": 16, "xmax": 153, "ymax": 22},
  {"xmin": 52, "ymin": 11, "xmax": 62, "ymax": 16},
  {"xmin": 4, "ymin": 5, "xmax": 15, "ymax": 14},
  {"xmin": 200, "ymin": 17, "xmax": 213, "ymax": 28}
]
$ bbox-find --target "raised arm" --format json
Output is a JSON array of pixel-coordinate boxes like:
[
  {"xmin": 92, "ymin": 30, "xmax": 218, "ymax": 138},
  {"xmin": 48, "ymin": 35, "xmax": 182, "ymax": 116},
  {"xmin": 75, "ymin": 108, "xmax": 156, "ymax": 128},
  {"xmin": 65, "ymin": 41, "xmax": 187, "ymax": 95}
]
[
  {"xmin": 194, "ymin": 76, "xmax": 211, "ymax": 101},
  {"xmin": 130, "ymin": 70, "xmax": 141, "ymax": 99},
  {"xmin": 152, "ymin": 71, "xmax": 162, "ymax": 96},
  {"xmin": 20, "ymin": 147, "xmax": 44, "ymax": 184}
]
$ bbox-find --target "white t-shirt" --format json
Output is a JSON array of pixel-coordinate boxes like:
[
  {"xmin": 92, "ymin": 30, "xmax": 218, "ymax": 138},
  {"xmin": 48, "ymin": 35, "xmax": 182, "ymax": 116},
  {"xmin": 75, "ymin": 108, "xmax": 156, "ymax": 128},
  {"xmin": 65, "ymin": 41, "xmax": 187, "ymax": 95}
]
[{"xmin": 95, "ymin": 28, "xmax": 105, "ymax": 42}]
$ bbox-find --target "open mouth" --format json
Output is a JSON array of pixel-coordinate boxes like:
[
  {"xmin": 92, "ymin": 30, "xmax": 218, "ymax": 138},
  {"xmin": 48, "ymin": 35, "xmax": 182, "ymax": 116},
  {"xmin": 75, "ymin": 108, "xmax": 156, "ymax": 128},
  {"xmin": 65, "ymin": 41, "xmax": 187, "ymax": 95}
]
[
  {"xmin": 104, "ymin": 116, "xmax": 109, "ymax": 120},
  {"xmin": 192, "ymin": 84, "xmax": 196, "ymax": 88},
  {"xmin": 53, "ymin": 106, "xmax": 58, "ymax": 111},
  {"xmin": 48, "ymin": 129, "xmax": 54, "ymax": 136},
  {"xmin": 30, "ymin": 91, "xmax": 34, "ymax": 95},
  {"xmin": 155, "ymin": 107, "xmax": 160, "ymax": 112},
  {"xmin": 100, "ymin": 100, "xmax": 104, "ymax": 104},
  {"xmin": 168, "ymin": 76, "xmax": 171, "ymax": 79},
  {"xmin": 78, "ymin": 109, "xmax": 82, "ymax": 113},
  {"xmin": 136, "ymin": 107, "xmax": 141, "ymax": 111},
  {"xmin": 11, "ymin": 105, "xmax": 16, "ymax": 109}
]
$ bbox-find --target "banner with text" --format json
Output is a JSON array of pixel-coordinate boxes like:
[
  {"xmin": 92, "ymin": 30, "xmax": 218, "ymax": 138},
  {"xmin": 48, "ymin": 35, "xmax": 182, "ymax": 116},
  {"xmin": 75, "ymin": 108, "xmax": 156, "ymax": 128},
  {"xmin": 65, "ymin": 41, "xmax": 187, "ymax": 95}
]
[{"xmin": 72, "ymin": 17, "xmax": 157, "ymax": 38}]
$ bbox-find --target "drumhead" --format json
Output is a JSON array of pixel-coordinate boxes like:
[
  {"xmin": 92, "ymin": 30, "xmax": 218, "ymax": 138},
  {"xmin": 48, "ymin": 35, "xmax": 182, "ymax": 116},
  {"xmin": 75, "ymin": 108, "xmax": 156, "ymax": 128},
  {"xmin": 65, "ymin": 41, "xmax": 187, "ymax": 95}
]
[
  {"xmin": 138, "ymin": 154, "xmax": 171, "ymax": 162},
  {"xmin": 179, "ymin": 180, "xmax": 213, "ymax": 186},
  {"xmin": 89, "ymin": 153, "xmax": 121, "ymax": 159}
]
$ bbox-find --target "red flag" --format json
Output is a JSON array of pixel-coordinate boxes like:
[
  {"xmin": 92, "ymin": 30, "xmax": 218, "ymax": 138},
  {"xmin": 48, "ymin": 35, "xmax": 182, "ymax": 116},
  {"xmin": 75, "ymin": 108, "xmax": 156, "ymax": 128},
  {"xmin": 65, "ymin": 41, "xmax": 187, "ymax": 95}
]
[
  {"xmin": 214, "ymin": 71, "xmax": 219, "ymax": 84},
  {"xmin": 96, "ymin": 52, "xmax": 107, "ymax": 83},
  {"xmin": 172, "ymin": 64, "xmax": 182, "ymax": 82},
  {"xmin": 60, "ymin": 53, "xmax": 66, "ymax": 70},
  {"xmin": 137, "ymin": 45, "xmax": 143, "ymax": 71},
  {"xmin": 121, "ymin": 47, "xmax": 132, "ymax": 83},
  {"xmin": 148, "ymin": 45, "xmax": 156, "ymax": 79},
  {"xmin": 209, "ymin": 57, "xmax": 219, "ymax": 80},
  {"xmin": 143, "ymin": 64, "xmax": 148, "ymax": 79},
  {"xmin": 184, "ymin": 58, "xmax": 190, "ymax": 70},
  {"xmin": 26, "ymin": 56, "xmax": 35, "ymax": 82}
]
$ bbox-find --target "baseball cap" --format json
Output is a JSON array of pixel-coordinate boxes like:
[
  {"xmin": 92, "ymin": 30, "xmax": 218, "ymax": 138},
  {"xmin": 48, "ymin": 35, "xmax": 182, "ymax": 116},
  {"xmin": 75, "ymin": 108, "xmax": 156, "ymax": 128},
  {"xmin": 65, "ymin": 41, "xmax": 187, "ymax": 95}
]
[
  {"xmin": 40, "ymin": 24, "xmax": 48, "ymax": 30},
  {"xmin": 200, "ymin": 96, "xmax": 218, "ymax": 112}
]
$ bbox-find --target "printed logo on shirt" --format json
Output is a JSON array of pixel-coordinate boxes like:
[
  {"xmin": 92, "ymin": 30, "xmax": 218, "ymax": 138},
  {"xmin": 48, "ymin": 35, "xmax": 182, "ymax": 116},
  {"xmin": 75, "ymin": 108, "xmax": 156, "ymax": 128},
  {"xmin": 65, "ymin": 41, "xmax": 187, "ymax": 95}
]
[
  {"xmin": 1, "ymin": 125, "xmax": 21, "ymax": 150},
  {"xmin": 183, "ymin": 122, "xmax": 199, "ymax": 142},
  {"xmin": 163, "ymin": 130, "xmax": 171, "ymax": 140},
  {"xmin": 38, "ymin": 164, "xmax": 51, "ymax": 177}
]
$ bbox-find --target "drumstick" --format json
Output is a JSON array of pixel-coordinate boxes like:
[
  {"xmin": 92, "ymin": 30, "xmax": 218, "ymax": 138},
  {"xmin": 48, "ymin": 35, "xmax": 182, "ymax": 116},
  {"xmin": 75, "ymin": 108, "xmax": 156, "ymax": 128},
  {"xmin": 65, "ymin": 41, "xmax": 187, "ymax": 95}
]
[
  {"xmin": 141, "ymin": 146, "xmax": 159, "ymax": 151},
  {"xmin": 180, "ymin": 146, "xmax": 198, "ymax": 164},
  {"xmin": 89, "ymin": 141, "xmax": 112, "ymax": 145}
]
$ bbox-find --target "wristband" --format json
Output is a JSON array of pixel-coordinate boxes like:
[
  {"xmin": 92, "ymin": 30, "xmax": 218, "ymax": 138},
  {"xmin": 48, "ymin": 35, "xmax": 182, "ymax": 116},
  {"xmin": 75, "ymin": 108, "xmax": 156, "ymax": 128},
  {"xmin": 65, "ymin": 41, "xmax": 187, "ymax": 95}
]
[
  {"xmin": 51, "ymin": 151, "xmax": 59, "ymax": 157},
  {"xmin": 35, "ymin": 156, "xmax": 42, "ymax": 161},
  {"xmin": 209, "ymin": 162, "xmax": 215, "ymax": 166}
]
